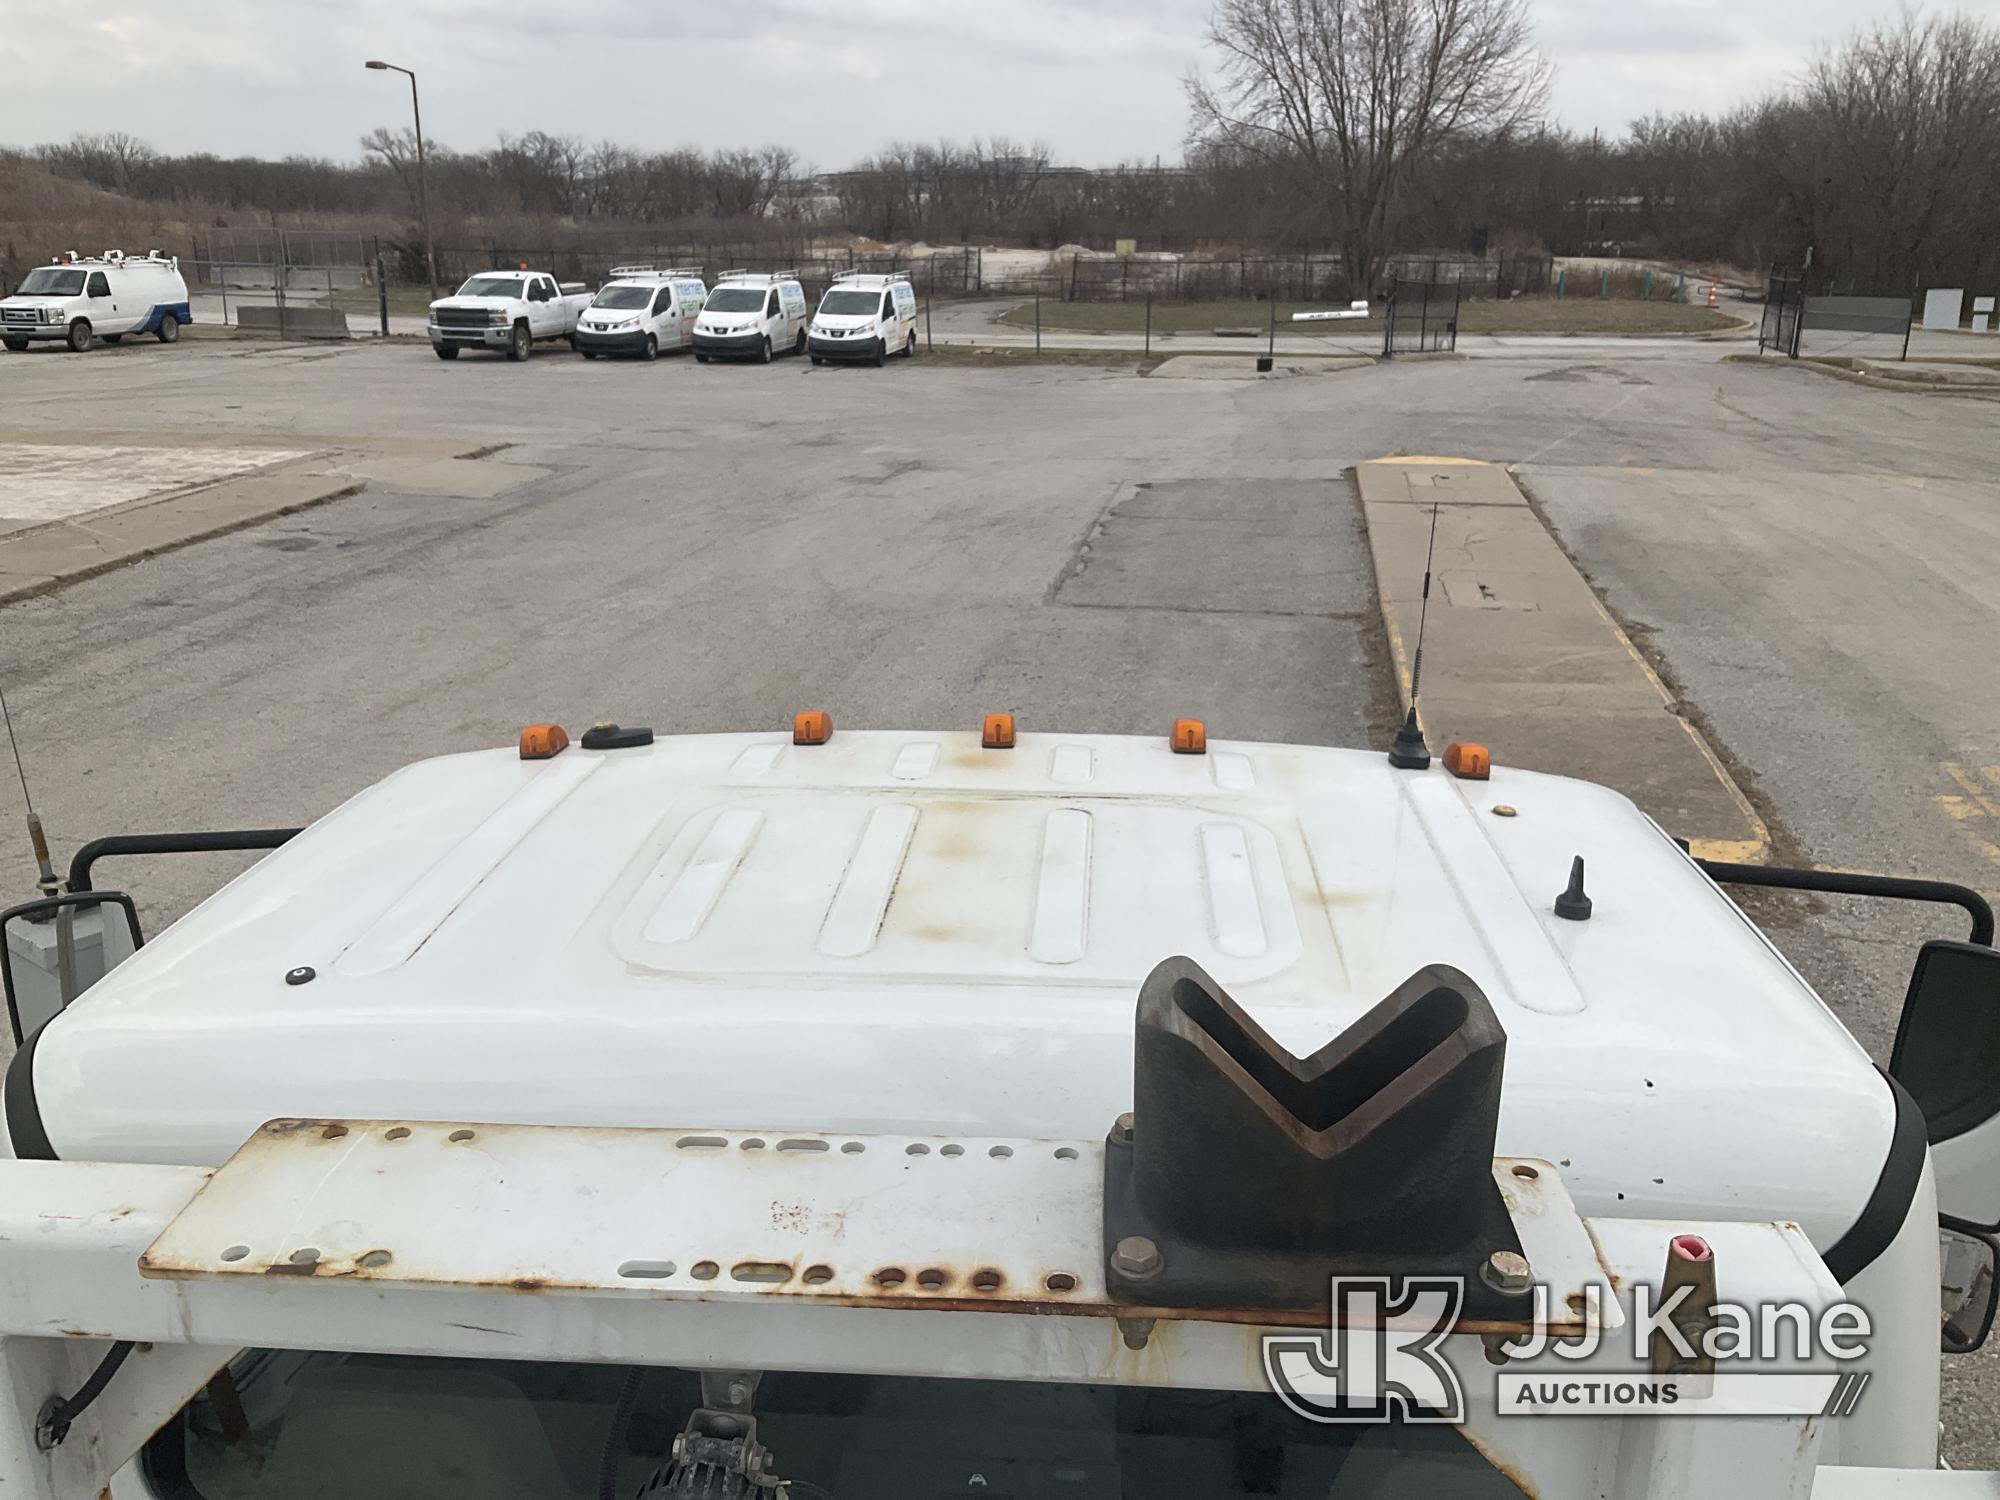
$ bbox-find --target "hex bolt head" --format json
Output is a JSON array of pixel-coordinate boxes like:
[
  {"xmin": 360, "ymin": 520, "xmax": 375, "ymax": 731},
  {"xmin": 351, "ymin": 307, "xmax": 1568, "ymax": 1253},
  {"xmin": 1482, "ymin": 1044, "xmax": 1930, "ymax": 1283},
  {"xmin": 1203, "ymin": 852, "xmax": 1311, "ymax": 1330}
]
[
  {"xmin": 1482, "ymin": 1250, "xmax": 1533, "ymax": 1296},
  {"xmin": 284, "ymin": 966, "xmax": 316, "ymax": 986},
  {"xmin": 1111, "ymin": 1235, "xmax": 1163, "ymax": 1280},
  {"xmin": 1114, "ymin": 1111, "xmax": 1135, "ymax": 1143}
]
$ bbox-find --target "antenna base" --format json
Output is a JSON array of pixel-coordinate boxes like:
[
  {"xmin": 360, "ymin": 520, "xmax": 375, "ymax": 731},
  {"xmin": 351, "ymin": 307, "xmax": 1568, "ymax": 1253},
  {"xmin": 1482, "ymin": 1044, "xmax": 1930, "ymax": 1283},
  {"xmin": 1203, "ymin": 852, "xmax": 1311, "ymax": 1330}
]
[{"xmin": 1388, "ymin": 707, "xmax": 1431, "ymax": 770}]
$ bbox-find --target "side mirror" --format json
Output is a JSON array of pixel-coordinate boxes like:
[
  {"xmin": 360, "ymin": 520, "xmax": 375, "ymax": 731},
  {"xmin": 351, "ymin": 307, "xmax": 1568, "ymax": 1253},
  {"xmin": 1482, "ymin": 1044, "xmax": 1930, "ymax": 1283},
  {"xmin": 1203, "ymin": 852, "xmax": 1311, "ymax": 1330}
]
[
  {"xmin": 1892, "ymin": 939, "xmax": 2000, "ymax": 1232},
  {"xmin": 1942, "ymin": 1218, "xmax": 1997, "ymax": 1353},
  {"xmin": 1891, "ymin": 941, "xmax": 2000, "ymax": 1140},
  {"xmin": 2, "ymin": 892, "xmax": 144, "ymax": 1045}
]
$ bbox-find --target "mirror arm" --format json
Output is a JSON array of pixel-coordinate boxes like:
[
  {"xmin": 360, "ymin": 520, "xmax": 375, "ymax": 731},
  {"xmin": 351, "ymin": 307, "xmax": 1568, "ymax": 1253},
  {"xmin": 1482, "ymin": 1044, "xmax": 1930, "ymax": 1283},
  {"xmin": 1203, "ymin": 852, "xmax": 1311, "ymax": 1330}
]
[
  {"xmin": 67, "ymin": 829, "xmax": 303, "ymax": 894},
  {"xmin": 1695, "ymin": 857, "xmax": 1994, "ymax": 947}
]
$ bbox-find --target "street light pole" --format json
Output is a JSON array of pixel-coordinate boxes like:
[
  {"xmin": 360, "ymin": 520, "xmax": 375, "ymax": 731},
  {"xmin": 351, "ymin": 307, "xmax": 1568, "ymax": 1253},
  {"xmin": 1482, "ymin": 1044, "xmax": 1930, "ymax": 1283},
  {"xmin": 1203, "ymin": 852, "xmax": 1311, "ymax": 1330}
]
[{"xmin": 365, "ymin": 60, "xmax": 437, "ymax": 298}]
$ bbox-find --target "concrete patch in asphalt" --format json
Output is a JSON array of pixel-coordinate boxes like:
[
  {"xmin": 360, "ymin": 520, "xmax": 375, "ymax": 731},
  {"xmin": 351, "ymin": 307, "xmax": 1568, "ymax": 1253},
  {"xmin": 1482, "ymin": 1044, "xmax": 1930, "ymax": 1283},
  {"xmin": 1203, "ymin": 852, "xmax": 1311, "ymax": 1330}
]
[
  {"xmin": 1357, "ymin": 456, "xmax": 1767, "ymax": 859},
  {"xmin": 0, "ymin": 443, "xmax": 315, "ymax": 533},
  {"xmin": 0, "ymin": 430, "xmax": 506, "ymax": 605},
  {"xmin": 1053, "ymin": 479, "xmax": 1374, "ymax": 617}
]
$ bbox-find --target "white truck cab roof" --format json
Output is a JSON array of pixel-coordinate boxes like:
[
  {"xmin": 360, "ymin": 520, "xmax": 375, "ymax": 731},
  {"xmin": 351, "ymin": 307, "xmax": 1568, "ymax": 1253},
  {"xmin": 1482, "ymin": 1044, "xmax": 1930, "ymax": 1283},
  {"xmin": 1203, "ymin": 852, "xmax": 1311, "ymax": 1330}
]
[{"xmin": 11, "ymin": 727, "xmax": 1895, "ymax": 1260}]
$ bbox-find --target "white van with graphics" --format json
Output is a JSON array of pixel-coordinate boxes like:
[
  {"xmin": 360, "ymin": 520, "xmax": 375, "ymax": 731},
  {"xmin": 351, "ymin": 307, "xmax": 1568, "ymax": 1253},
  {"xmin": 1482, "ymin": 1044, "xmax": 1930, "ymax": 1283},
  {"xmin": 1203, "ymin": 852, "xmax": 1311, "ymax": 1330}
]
[
  {"xmin": 572, "ymin": 267, "xmax": 707, "ymax": 361},
  {"xmin": 1, "ymin": 251, "xmax": 191, "ymax": 353},
  {"xmin": 808, "ymin": 271, "xmax": 919, "ymax": 366},
  {"xmin": 693, "ymin": 270, "xmax": 808, "ymax": 364}
]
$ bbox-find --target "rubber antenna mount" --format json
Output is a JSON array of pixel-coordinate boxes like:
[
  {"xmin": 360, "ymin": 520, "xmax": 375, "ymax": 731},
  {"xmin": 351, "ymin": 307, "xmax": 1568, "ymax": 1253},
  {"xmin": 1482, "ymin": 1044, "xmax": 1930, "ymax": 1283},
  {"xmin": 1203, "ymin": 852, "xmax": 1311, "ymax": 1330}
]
[{"xmin": 1388, "ymin": 707, "xmax": 1431, "ymax": 769}]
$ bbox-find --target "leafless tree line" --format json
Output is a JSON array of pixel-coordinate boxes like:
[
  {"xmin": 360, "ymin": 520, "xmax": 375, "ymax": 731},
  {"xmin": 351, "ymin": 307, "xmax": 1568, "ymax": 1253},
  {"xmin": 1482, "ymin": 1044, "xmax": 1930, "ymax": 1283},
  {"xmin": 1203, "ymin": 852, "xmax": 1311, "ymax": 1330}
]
[{"xmin": 12, "ymin": 6, "xmax": 1999, "ymax": 295}]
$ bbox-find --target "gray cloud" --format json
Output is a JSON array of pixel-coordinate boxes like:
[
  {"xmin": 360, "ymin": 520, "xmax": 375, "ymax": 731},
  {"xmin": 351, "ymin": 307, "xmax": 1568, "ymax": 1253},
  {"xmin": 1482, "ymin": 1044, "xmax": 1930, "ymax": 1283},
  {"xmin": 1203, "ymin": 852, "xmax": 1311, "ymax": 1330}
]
[{"xmin": 0, "ymin": 0, "xmax": 1909, "ymax": 165}]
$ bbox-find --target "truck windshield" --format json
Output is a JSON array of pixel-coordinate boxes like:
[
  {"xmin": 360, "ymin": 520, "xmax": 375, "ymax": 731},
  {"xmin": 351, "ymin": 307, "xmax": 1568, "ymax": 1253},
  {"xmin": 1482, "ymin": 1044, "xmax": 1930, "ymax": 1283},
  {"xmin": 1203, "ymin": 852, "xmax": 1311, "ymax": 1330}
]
[
  {"xmin": 15, "ymin": 267, "xmax": 88, "ymax": 296},
  {"xmin": 457, "ymin": 276, "xmax": 526, "ymax": 298},
  {"xmin": 592, "ymin": 285, "xmax": 654, "ymax": 309},
  {"xmin": 149, "ymin": 1350, "xmax": 1523, "ymax": 1499},
  {"xmin": 707, "ymin": 287, "xmax": 766, "ymax": 312},
  {"xmin": 819, "ymin": 290, "xmax": 886, "ymax": 317}
]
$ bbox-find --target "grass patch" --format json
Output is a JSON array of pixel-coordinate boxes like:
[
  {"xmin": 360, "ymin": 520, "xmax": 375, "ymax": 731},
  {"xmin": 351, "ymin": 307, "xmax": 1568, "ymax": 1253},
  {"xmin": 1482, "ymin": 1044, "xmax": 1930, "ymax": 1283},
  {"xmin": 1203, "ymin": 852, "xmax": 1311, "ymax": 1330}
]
[{"xmin": 998, "ymin": 296, "xmax": 1738, "ymax": 337}]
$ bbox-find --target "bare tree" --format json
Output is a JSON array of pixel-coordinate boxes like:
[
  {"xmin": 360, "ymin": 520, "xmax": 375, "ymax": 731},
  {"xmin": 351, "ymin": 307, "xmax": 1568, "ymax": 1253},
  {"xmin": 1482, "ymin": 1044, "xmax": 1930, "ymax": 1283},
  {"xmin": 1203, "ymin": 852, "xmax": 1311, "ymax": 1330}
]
[
  {"xmin": 1187, "ymin": 0, "xmax": 1550, "ymax": 286},
  {"xmin": 1780, "ymin": 11, "xmax": 2000, "ymax": 291}
]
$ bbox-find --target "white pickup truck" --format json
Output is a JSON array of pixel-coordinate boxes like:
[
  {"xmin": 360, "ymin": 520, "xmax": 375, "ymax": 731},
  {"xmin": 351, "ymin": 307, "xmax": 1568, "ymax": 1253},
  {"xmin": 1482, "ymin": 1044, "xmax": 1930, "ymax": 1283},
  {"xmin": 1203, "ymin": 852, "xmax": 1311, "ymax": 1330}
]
[
  {"xmin": 2, "ymin": 715, "xmax": 1997, "ymax": 1498},
  {"xmin": 427, "ymin": 270, "xmax": 592, "ymax": 361}
]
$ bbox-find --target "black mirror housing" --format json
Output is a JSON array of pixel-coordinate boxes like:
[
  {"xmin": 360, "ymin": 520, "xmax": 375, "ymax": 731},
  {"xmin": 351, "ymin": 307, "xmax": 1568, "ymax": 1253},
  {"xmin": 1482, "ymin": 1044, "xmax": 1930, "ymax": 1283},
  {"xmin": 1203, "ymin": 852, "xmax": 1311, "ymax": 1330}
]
[{"xmin": 1891, "ymin": 940, "xmax": 2000, "ymax": 1141}]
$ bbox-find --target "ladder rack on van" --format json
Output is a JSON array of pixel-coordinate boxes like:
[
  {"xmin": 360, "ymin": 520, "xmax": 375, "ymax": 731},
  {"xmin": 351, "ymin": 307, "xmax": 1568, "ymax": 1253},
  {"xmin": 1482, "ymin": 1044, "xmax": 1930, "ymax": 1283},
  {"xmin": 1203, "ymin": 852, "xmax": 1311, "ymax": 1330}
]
[
  {"xmin": 47, "ymin": 250, "xmax": 179, "ymax": 270},
  {"xmin": 718, "ymin": 269, "xmax": 799, "ymax": 284},
  {"xmin": 830, "ymin": 270, "xmax": 911, "ymax": 285}
]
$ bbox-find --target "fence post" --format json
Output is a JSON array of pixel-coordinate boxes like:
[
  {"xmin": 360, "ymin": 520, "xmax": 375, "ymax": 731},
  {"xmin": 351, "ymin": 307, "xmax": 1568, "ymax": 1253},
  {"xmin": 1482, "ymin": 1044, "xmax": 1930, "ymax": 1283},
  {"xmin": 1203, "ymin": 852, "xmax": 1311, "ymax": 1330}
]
[
  {"xmin": 275, "ymin": 267, "xmax": 287, "ymax": 341},
  {"xmin": 1267, "ymin": 297, "xmax": 1275, "ymax": 361},
  {"xmin": 1556, "ymin": 269, "xmax": 1565, "ymax": 300},
  {"xmin": 1419, "ymin": 280, "xmax": 1429, "ymax": 350},
  {"xmin": 1145, "ymin": 292, "xmax": 1151, "ymax": 357},
  {"xmin": 926, "ymin": 294, "xmax": 933, "ymax": 353},
  {"xmin": 376, "ymin": 249, "xmax": 389, "ymax": 337},
  {"xmin": 1035, "ymin": 288, "xmax": 1042, "ymax": 354},
  {"xmin": 1600, "ymin": 270, "xmax": 1609, "ymax": 300}
]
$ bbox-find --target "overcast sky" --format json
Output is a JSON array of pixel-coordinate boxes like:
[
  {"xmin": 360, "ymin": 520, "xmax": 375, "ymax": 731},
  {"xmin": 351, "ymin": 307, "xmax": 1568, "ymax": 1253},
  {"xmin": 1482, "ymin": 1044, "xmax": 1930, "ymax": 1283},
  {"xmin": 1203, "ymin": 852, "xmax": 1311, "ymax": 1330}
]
[{"xmin": 0, "ymin": 0, "xmax": 1914, "ymax": 167}]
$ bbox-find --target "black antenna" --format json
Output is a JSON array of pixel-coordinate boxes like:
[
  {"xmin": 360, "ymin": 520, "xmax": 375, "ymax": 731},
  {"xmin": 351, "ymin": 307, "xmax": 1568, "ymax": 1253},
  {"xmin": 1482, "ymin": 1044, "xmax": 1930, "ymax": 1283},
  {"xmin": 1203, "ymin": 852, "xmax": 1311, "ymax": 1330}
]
[
  {"xmin": 1388, "ymin": 500, "xmax": 1440, "ymax": 769},
  {"xmin": 1, "ymin": 681, "xmax": 59, "ymax": 897}
]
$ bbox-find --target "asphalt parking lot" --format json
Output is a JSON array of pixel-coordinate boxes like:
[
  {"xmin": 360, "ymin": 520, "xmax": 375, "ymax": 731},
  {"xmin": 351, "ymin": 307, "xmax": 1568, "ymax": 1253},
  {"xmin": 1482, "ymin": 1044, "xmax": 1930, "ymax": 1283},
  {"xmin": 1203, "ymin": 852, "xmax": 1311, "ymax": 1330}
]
[{"xmin": 2, "ymin": 332, "xmax": 1997, "ymax": 1464}]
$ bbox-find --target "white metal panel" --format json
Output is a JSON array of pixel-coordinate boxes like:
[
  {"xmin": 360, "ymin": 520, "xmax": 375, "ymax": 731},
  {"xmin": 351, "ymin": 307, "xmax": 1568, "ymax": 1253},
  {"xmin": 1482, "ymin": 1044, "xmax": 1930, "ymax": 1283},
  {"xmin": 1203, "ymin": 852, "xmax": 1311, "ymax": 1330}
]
[
  {"xmin": 136, "ymin": 1121, "xmax": 1611, "ymax": 1337},
  {"xmin": 817, "ymin": 804, "xmax": 920, "ymax": 958},
  {"xmin": 1028, "ymin": 810, "xmax": 1091, "ymax": 964},
  {"xmin": 638, "ymin": 809, "xmax": 764, "ymax": 945},
  {"xmin": 30, "ymin": 732, "xmax": 1894, "ymax": 1260}
]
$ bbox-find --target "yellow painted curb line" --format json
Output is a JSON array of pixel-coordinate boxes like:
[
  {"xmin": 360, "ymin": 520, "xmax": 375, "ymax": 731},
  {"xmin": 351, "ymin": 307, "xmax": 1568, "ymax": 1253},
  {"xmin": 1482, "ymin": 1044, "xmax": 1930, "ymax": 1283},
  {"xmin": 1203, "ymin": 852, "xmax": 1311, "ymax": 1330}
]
[{"xmin": 1366, "ymin": 454, "xmax": 1493, "ymax": 466}]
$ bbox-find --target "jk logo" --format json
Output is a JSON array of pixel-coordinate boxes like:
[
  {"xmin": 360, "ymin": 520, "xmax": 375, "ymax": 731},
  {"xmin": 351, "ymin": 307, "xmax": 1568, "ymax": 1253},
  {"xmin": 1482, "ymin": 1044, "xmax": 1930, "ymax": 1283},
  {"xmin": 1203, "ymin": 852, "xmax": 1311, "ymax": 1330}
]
[{"xmin": 1262, "ymin": 1277, "xmax": 1466, "ymax": 1423}]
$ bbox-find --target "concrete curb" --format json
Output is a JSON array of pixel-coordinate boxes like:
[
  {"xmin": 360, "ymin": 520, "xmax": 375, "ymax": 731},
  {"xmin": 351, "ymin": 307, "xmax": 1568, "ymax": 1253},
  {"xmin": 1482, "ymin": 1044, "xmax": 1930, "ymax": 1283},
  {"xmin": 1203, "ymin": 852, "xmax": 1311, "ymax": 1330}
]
[
  {"xmin": 1722, "ymin": 353, "xmax": 2000, "ymax": 401},
  {"xmin": 1356, "ymin": 456, "xmax": 1768, "ymax": 861},
  {"xmin": 0, "ymin": 464, "xmax": 367, "ymax": 607},
  {"xmin": 0, "ymin": 437, "xmax": 510, "ymax": 607}
]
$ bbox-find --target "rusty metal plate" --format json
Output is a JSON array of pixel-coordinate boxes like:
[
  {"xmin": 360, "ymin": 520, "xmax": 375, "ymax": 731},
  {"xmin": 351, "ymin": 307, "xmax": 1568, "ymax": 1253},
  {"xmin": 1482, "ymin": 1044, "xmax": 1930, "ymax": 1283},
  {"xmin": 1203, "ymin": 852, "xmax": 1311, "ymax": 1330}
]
[{"xmin": 140, "ymin": 1120, "xmax": 1614, "ymax": 1333}]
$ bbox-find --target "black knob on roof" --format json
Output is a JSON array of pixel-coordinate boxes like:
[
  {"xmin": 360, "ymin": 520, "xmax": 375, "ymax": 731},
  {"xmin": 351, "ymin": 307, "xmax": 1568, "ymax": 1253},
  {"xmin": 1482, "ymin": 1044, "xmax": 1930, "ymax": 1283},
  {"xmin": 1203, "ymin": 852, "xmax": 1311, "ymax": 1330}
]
[
  {"xmin": 580, "ymin": 723, "xmax": 654, "ymax": 751},
  {"xmin": 1554, "ymin": 856, "xmax": 1593, "ymax": 921}
]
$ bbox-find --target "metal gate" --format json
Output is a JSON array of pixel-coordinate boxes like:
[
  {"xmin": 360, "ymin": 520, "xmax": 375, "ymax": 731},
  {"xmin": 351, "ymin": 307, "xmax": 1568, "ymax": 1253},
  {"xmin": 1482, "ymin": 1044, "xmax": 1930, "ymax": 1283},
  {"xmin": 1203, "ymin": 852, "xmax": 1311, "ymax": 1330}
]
[
  {"xmin": 1759, "ymin": 266, "xmax": 1805, "ymax": 357},
  {"xmin": 1382, "ymin": 278, "xmax": 1461, "ymax": 356}
]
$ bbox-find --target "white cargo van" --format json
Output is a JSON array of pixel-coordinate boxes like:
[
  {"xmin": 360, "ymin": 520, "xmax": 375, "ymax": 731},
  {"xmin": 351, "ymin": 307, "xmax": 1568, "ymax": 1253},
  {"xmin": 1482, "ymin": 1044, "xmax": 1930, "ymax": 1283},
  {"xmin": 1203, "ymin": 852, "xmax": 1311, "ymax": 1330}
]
[
  {"xmin": 572, "ymin": 266, "xmax": 707, "ymax": 361},
  {"xmin": 808, "ymin": 270, "xmax": 919, "ymax": 366},
  {"xmin": 692, "ymin": 269, "xmax": 808, "ymax": 363},
  {"xmin": 0, "ymin": 250, "xmax": 191, "ymax": 353}
]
